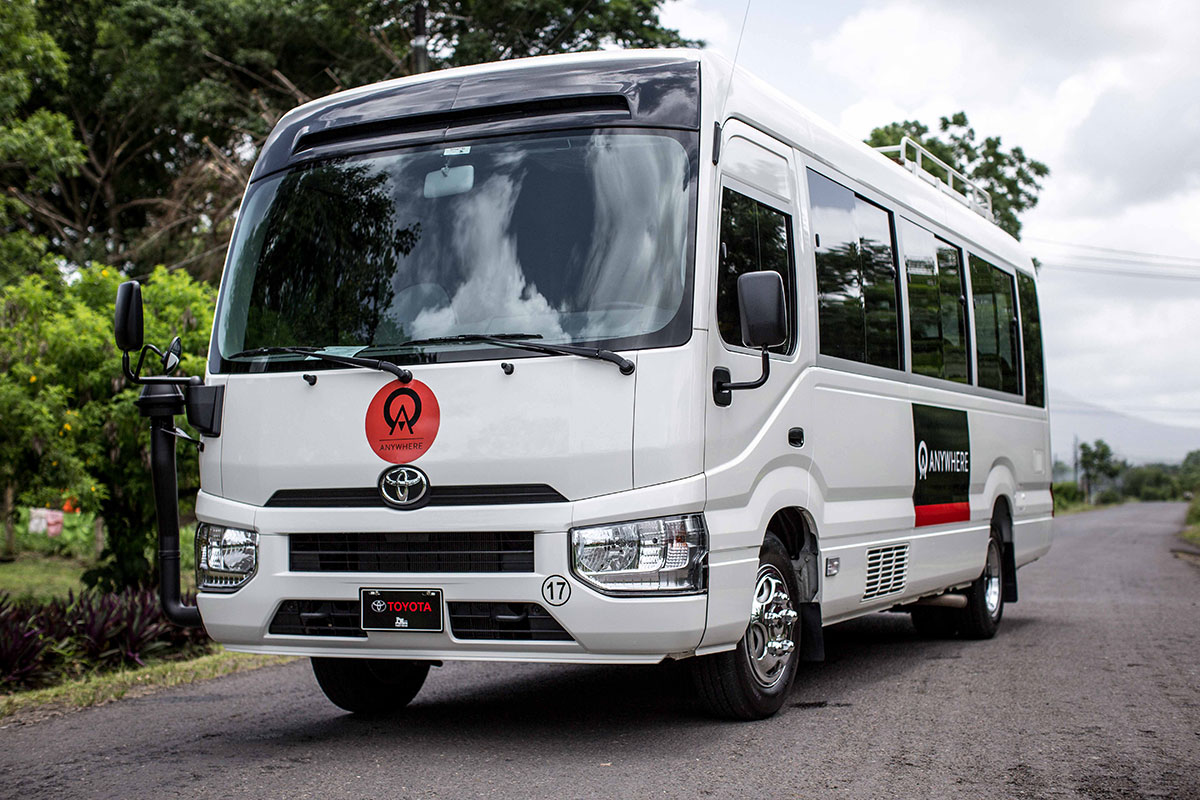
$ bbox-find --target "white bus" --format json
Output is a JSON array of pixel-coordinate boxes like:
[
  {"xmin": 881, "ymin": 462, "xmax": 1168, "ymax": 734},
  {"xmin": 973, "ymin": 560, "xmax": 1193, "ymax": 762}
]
[{"xmin": 114, "ymin": 49, "xmax": 1052, "ymax": 720}]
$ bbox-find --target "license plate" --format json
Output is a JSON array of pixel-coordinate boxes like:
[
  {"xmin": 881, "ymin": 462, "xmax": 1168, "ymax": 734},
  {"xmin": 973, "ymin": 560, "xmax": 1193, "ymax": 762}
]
[{"xmin": 360, "ymin": 588, "xmax": 443, "ymax": 632}]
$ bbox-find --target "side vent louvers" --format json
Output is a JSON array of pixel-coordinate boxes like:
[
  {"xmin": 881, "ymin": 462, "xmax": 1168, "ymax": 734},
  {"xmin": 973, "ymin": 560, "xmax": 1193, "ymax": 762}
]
[{"xmin": 862, "ymin": 543, "xmax": 909, "ymax": 601}]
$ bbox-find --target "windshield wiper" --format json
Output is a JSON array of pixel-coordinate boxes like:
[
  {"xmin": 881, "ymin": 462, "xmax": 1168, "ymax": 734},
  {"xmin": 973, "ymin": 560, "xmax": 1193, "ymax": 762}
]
[
  {"xmin": 228, "ymin": 346, "xmax": 412, "ymax": 383},
  {"xmin": 366, "ymin": 333, "xmax": 635, "ymax": 375}
]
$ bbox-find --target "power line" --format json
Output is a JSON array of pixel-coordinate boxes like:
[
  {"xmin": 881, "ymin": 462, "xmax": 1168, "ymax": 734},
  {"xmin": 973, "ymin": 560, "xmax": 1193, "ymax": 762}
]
[
  {"xmin": 1038, "ymin": 261, "xmax": 1200, "ymax": 281},
  {"xmin": 1027, "ymin": 236, "xmax": 1200, "ymax": 267}
]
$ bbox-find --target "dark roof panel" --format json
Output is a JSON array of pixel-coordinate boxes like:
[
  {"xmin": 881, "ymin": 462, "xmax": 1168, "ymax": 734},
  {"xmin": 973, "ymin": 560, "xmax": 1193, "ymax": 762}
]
[{"xmin": 252, "ymin": 56, "xmax": 700, "ymax": 180}]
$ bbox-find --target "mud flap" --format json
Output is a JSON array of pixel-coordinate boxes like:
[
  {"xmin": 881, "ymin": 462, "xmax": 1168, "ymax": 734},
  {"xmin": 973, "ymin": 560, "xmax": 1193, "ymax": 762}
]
[
  {"xmin": 798, "ymin": 602, "xmax": 824, "ymax": 661},
  {"xmin": 1002, "ymin": 541, "xmax": 1019, "ymax": 603}
]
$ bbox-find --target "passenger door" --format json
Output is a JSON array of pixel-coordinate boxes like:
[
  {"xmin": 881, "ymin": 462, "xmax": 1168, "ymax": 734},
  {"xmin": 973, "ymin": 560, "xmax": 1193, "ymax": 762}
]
[{"xmin": 702, "ymin": 123, "xmax": 813, "ymax": 646}]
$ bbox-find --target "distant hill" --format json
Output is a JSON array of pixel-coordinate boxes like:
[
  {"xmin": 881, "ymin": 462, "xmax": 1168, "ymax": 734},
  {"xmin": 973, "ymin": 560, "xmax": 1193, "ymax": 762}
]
[{"xmin": 1050, "ymin": 391, "xmax": 1200, "ymax": 465}]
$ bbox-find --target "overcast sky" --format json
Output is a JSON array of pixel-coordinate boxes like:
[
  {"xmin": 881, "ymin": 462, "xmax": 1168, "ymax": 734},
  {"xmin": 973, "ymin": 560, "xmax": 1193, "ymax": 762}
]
[{"xmin": 659, "ymin": 0, "xmax": 1200, "ymax": 463}]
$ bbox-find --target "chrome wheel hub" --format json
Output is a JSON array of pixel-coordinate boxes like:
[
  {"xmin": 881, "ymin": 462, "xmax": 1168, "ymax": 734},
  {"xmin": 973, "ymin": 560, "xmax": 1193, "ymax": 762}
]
[
  {"xmin": 984, "ymin": 540, "xmax": 1002, "ymax": 620},
  {"xmin": 746, "ymin": 564, "xmax": 797, "ymax": 688}
]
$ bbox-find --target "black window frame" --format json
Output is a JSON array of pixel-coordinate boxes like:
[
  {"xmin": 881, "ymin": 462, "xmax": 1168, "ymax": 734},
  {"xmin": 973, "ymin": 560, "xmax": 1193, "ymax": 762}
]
[
  {"xmin": 898, "ymin": 217, "xmax": 971, "ymax": 385},
  {"xmin": 1016, "ymin": 270, "xmax": 1045, "ymax": 407},
  {"xmin": 715, "ymin": 182, "xmax": 798, "ymax": 357},
  {"xmin": 808, "ymin": 168, "xmax": 904, "ymax": 371},
  {"xmin": 969, "ymin": 253, "xmax": 1022, "ymax": 396}
]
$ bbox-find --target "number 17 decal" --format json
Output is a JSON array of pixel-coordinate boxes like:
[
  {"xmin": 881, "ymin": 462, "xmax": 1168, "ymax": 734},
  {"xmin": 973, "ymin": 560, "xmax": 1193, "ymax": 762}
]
[{"xmin": 541, "ymin": 575, "xmax": 571, "ymax": 607}]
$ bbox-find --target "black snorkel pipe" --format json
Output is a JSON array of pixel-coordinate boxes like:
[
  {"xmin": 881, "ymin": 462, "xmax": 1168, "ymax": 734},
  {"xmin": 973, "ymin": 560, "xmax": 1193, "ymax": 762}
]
[{"xmin": 136, "ymin": 382, "xmax": 203, "ymax": 628}]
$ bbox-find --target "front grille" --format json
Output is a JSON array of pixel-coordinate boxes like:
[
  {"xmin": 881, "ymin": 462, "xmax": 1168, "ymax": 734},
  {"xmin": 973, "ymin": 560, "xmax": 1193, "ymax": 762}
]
[
  {"xmin": 269, "ymin": 600, "xmax": 366, "ymax": 638},
  {"xmin": 266, "ymin": 484, "xmax": 566, "ymax": 508},
  {"xmin": 289, "ymin": 532, "xmax": 535, "ymax": 573},
  {"xmin": 448, "ymin": 602, "xmax": 573, "ymax": 641},
  {"xmin": 862, "ymin": 543, "xmax": 909, "ymax": 600}
]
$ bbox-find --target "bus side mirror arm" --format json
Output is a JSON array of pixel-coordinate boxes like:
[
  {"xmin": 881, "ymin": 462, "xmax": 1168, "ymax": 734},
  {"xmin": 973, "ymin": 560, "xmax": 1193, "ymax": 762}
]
[{"xmin": 713, "ymin": 349, "xmax": 770, "ymax": 407}]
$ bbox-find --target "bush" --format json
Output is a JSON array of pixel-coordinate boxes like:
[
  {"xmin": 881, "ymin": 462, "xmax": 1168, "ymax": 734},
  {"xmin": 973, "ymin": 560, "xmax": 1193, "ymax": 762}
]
[
  {"xmin": 1186, "ymin": 495, "xmax": 1200, "ymax": 527},
  {"xmin": 0, "ymin": 588, "xmax": 211, "ymax": 691},
  {"xmin": 1095, "ymin": 488, "xmax": 1122, "ymax": 505},
  {"xmin": 13, "ymin": 507, "xmax": 97, "ymax": 561},
  {"xmin": 1053, "ymin": 481, "xmax": 1082, "ymax": 508},
  {"xmin": 1120, "ymin": 465, "xmax": 1182, "ymax": 502}
]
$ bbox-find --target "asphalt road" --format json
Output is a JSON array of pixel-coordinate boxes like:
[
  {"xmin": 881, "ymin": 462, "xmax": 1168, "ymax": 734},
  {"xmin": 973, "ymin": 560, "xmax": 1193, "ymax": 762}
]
[{"xmin": 2, "ymin": 503, "xmax": 1198, "ymax": 799}]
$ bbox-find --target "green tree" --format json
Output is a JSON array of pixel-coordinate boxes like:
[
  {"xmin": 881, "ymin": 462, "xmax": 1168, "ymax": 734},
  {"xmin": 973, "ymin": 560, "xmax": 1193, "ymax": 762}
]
[
  {"xmin": 1180, "ymin": 450, "xmax": 1200, "ymax": 493},
  {"xmin": 14, "ymin": 0, "xmax": 696, "ymax": 282},
  {"xmin": 1078, "ymin": 439, "xmax": 1122, "ymax": 503},
  {"xmin": 0, "ymin": 265, "xmax": 214, "ymax": 587},
  {"xmin": 0, "ymin": 0, "xmax": 84, "ymax": 284},
  {"xmin": 0, "ymin": 278, "xmax": 97, "ymax": 558},
  {"xmin": 865, "ymin": 112, "xmax": 1049, "ymax": 239}
]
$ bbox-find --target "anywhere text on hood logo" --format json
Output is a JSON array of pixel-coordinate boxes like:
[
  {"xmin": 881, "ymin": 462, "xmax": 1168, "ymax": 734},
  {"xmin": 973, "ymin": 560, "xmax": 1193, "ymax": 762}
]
[
  {"xmin": 365, "ymin": 379, "xmax": 441, "ymax": 463},
  {"xmin": 378, "ymin": 465, "xmax": 430, "ymax": 509}
]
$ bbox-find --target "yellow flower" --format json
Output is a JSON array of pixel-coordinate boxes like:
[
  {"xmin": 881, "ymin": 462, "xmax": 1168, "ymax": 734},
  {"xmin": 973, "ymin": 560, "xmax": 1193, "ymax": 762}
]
[
  {"xmin": 29, "ymin": 375, "xmax": 37, "ymax": 383},
  {"xmin": 90, "ymin": 486, "xmax": 96, "ymax": 492},
  {"xmin": 51, "ymin": 461, "xmax": 58, "ymax": 466},
  {"xmin": 101, "ymin": 269, "xmax": 109, "ymax": 277},
  {"xmin": 63, "ymin": 422, "xmax": 72, "ymax": 431}
]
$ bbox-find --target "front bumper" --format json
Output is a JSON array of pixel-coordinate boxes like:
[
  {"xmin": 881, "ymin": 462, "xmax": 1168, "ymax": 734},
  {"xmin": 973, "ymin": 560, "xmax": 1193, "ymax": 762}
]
[{"xmin": 195, "ymin": 478, "xmax": 711, "ymax": 664}]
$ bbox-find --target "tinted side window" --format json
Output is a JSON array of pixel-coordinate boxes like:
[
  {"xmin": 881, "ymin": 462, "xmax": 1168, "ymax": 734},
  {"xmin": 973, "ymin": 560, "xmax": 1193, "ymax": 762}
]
[
  {"xmin": 937, "ymin": 242, "xmax": 970, "ymax": 382},
  {"xmin": 809, "ymin": 169, "xmax": 901, "ymax": 369},
  {"xmin": 1017, "ymin": 271, "xmax": 1045, "ymax": 407},
  {"xmin": 900, "ymin": 219, "xmax": 969, "ymax": 383},
  {"xmin": 717, "ymin": 187, "xmax": 794, "ymax": 353},
  {"xmin": 970, "ymin": 254, "xmax": 1020, "ymax": 394}
]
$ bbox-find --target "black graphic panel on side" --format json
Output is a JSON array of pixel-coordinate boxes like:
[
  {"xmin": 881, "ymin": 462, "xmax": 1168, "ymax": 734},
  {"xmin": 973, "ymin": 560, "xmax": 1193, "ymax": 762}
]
[{"xmin": 912, "ymin": 405, "xmax": 970, "ymax": 525}]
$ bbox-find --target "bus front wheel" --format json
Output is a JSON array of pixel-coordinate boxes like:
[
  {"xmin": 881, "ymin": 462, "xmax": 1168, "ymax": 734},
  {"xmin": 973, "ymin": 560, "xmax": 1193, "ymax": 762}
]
[
  {"xmin": 690, "ymin": 534, "xmax": 800, "ymax": 719},
  {"xmin": 311, "ymin": 657, "xmax": 430, "ymax": 715}
]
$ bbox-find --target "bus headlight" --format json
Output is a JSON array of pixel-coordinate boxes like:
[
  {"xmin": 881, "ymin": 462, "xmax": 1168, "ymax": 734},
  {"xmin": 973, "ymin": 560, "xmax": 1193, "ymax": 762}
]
[
  {"xmin": 570, "ymin": 514, "xmax": 707, "ymax": 594},
  {"xmin": 195, "ymin": 524, "xmax": 258, "ymax": 592}
]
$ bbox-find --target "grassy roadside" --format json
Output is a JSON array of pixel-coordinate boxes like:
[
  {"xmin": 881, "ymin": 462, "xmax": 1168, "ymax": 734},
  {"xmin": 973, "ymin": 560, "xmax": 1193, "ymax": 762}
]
[
  {"xmin": 1181, "ymin": 495, "xmax": 1200, "ymax": 549},
  {"xmin": 1054, "ymin": 499, "xmax": 1124, "ymax": 516},
  {"xmin": 1, "ymin": 650, "xmax": 295, "ymax": 724},
  {"xmin": 0, "ymin": 554, "xmax": 89, "ymax": 602}
]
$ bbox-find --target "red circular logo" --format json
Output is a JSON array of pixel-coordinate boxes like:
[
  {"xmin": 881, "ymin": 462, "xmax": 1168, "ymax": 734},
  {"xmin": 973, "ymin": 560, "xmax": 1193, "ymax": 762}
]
[{"xmin": 365, "ymin": 379, "xmax": 441, "ymax": 463}]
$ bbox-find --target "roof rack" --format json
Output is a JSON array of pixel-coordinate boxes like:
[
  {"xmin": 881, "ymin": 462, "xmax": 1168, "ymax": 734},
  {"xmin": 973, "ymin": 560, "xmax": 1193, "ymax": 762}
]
[{"xmin": 874, "ymin": 136, "xmax": 994, "ymax": 222}]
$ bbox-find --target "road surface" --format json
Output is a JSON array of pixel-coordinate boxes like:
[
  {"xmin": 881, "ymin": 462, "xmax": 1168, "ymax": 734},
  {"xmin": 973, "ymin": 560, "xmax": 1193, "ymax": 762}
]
[{"xmin": 2, "ymin": 502, "xmax": 1198, "ymax": 799}]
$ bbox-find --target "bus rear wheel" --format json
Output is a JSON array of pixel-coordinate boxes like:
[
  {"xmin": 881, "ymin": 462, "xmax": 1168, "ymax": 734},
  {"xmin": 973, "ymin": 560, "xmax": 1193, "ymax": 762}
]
[
  {"xmin": 690, "ymin": 534, "xmax": 800, "ymax": 720},
  {"xmin": 311, "ymin": 657, "xmax": 430, "ymax": 715},
  {"xmin": 959, "ymin": 524, "xmax": 1006, "ymax": 639}
]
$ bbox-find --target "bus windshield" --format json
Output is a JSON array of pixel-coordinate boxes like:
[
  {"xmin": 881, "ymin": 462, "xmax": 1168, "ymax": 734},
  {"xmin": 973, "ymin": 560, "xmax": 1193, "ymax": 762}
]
[{"xmin": 214, "ymin": 129, "xmax": 697, "ymax": 372}]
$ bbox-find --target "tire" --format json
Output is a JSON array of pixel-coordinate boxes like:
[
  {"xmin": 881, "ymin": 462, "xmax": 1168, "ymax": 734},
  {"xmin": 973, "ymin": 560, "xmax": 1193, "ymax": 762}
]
[
  {"xmin": 959, "ymin": 515, "xmax": 1006, "ymax": 639},
  {"xmin": 690, "ymin": 534, "xmax": 800, "ymax": 720},
  {"xmin": 310, "ymin": 657, "xmax": 430, "ymax": 715}
]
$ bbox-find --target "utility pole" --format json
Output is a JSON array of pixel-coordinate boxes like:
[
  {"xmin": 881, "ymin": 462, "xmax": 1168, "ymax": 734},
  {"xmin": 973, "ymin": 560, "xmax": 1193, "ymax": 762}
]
[
  {"xmin": 1073, "ymin": 435, "xmax": 1079, "ymax": 484},
  {"xmin": 413, "ymin": 1, "xmax": 429, "ymax": 74}
]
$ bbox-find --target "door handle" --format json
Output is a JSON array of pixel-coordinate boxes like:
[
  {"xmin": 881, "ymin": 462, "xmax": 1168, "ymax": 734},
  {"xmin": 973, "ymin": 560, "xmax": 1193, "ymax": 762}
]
[{"xmin": 788, "ymin": 427, "xmax": 804, "ymax": 448}]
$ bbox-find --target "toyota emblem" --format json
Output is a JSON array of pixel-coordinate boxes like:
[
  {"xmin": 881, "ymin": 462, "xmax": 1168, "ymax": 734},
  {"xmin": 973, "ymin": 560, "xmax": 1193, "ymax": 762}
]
[
  {"xmin": 378, "ymin": 465, "xmax": 431, "ymax": 509},
  {"xmin": 371, "ymin": 599, "xmax": 387, "ymax": 613}
]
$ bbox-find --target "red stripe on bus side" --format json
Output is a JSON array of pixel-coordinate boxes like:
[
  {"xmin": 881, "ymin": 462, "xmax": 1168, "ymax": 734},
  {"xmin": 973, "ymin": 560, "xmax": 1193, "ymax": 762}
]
[{"xmin": 914, "ymin": 502, "xmax": 970, "ymax": 527}]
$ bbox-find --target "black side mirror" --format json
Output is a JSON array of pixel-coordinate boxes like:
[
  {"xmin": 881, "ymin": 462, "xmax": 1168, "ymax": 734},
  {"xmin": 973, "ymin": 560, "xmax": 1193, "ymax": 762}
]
[
  {"xmin": 737, "ymin": 271, "xmax": 787, "ymax": 348},
  {"xmin": 115, "ymin": 281, "xmax": 144, "ymax": 353},
  {"xmin": 713, "ymin": 271, "xmax": 789, "ymax": 407}
]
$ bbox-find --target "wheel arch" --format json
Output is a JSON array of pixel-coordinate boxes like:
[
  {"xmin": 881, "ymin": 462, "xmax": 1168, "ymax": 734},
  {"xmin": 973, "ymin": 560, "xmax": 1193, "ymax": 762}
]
[{"xmin": 765, "ymin": 506, "xmax": 819, "ymax": 603}]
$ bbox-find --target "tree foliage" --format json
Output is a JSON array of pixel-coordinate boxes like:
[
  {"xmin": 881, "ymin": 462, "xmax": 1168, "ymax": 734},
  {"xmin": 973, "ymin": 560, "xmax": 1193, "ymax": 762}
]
[
  {"xmin": 0, "ymin": 0, "xmax": 85, "ymax": 284},
  {"xmin": 1077, "ymin": 439, "xmax": 1123, "ymax": 502},
  {"xmin": 14, "ymin": 0, "xmax": 696, "ymax": 281},
  {"xmin": 1, "ymin": 266, "xmax": 215, "ymax": 588},
  {"xmin": 865, "ymin": 112, "xmax": 1049, "ymax": 239}
]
